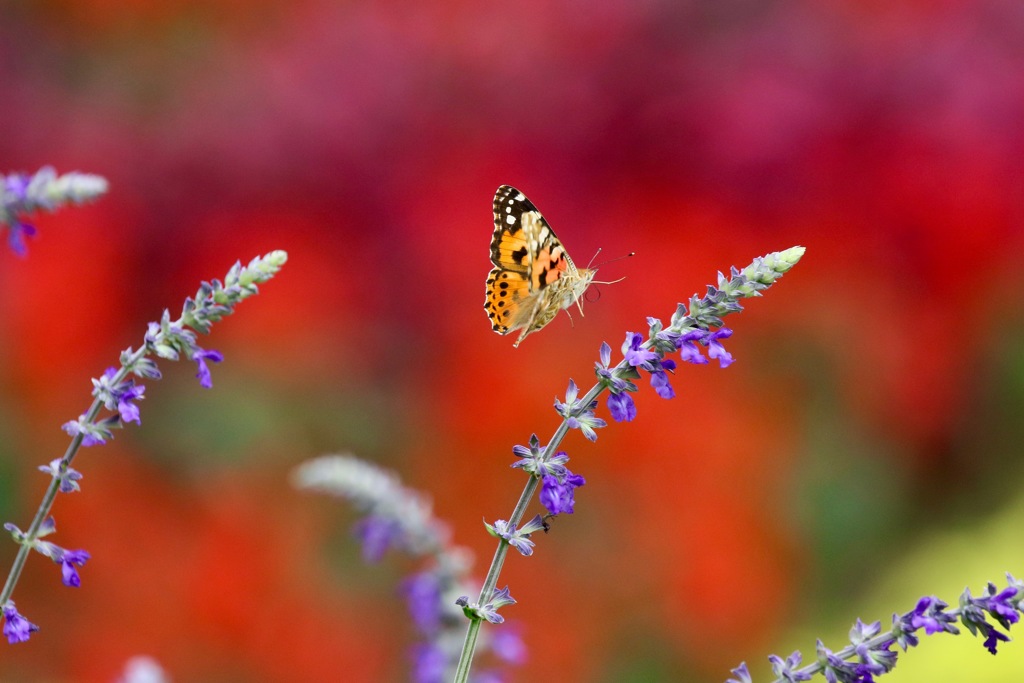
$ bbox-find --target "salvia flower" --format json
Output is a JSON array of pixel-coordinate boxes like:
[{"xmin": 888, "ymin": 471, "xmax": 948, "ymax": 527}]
[
  {"xmin": 815, "ymin": 640, "xmax": 856, "ymax": 683},
  {"xmin": 57, "ymin": 549, "xmax": 91, "ymax": 587},
  {"xmin": 192, "ymin": 348, "xmax": 224, "ymax": 389},
  {"xmin": 706, "ymin": 328, "xmax": 735, "ymax": 367},
  {"xmin": 621, "ymin": 332, "xmax": 659, "ymax": 370},
  {"xmin": 676, "ymin": 329, "xmax": 711, "ymax": 365},
  {"xmin": 726, "ymin": 662, "xmax": 753, "ymax": 683},
  {"xmin": 61, "ymin": 414, "xmax": 119, "ymax": 447},
  {"xmin": 511, "ymin": 435, "xmax": 568, "ymax": 479},
  {"xmin": 650, "ymin": 358, "xmax": 677, "ymax": 399},
  {"xmin": 38, "ymin": 459, "xmax": 83, "ymax": 494},
  {"xmin": 353, "ymin": 516, "xmax": 405, "ymax": 563},
  {"xmin": 607, "ymin": 391, "xmax": 637, "ymax": 422},
  {"xmin": 0, "ymin": 251, "xmax": 287, "ymax": 642},
  {"xmin": 891, "ymin": 611, "xmax": 920, "ymax": 651},
  {"xmin": 10, "ymin": 518, "xmax": 91, "ymax": 588},
  {"xmin": 554, "ymin": 380, "xmax": 606, "ymax": 442},
  {"xmin": 768, "ymin": 651, "xmax": 812, "ymax": 682},
  {"xmin": 402, "ymin": 571, "xmax": 444, "ymax": 634},
  {"xmin": 0, "ymin": 167, "xmax": 108, "ymax": 256},
  {"xmin": 730, "ymin": 576, "xmax": 1024, "ymax": 682},
  {"xmin": 539, "ymin": 471, "xmax": 585, "ymax": 516},
  {"xmin": 976, "ymin": 583, "xmax": 1019, "ymax": 627},
  {"xmin": 1, "ymin": 602, "xmax": 38, "ymax": 644},
  {"xmin": 982, "ymin": 627, "xmax": 1011, "ymax": 655},
  {"xmin": 457, "ymin": 586, "xmax": 517, "ymax": 625},
  {"xmin": 92, "ymin": 367, "xmax": 146, "ymax": 425},
  {"xmin": 294, "ymin": 455, "xmax": 523, "ymax": 682},
  {"xmin": 909, "ymin": 596, "xmax": 958, "ymax": 635},
  {"xmin": 486, "ymin": 516, "xmax": 545, "ymax": 557},
  {"xmin": 452, "ymin": 248, "xmax": 806, "ymax": 683},
  {"xmin": 594, "ymin": 341, "xmax": 636, "ymax": 394}
]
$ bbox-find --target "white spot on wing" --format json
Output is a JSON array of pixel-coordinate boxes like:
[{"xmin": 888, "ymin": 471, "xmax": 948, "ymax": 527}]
[{"xmin": 506, "ymin": 215, "xmax": 515, "ymax": 225}]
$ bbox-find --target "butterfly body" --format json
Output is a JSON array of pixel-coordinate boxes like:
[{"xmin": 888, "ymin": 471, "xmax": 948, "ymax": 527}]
[{"xmin": 484, "ymin": 185, "xmax": 596, "ymax": 347}]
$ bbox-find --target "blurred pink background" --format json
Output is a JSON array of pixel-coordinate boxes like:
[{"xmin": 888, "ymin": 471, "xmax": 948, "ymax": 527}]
[{"xmin": 1, "ymin": 0, "xmax": 1023, "ymax": 681}]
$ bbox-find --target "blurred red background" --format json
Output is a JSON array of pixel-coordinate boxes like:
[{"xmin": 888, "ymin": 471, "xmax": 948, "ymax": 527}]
[{"xmin": 1, "ymin": 0, "xmax": 1023, "ymax": 681}]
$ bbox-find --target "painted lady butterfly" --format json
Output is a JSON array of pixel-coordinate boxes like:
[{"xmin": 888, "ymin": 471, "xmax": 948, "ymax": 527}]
[{"xmin": 484, "ymin": 185, "xmax": 596, "ymax": 347}]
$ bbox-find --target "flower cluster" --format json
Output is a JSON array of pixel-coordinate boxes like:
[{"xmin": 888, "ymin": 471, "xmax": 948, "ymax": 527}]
[
  {"xmin": 0, "ymin": 251, "xmax": 287, "ymax": 643},
  {"xmin": 0, "ymin": 167, "xmax": 108, "ymax": 256},
  {"xmin": 486, "ymin": 517, "xmax": 546, "ymax": 557},
  {"xmin": 293, "ymin": 455, "xmax": 526, "ymax": 683},
  {"xmin": 731, "ymin": 576, "xmax": 1023, "ymax": 682},
  {"xmin": 511, "ymin": 435, "xmax": 586, "ymax": 517}
]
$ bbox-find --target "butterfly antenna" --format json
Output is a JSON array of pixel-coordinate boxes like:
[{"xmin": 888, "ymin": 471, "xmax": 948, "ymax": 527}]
[
  {"xmin": 585, "ymin": 247, "xmax": 603, "ymax": 270},
  {"xmin": 591, "ymin": 251, "xmax": 635, "ymax": 269}
]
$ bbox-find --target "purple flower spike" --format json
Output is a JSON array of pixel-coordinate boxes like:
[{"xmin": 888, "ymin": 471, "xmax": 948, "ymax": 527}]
[
  {"xmin": 193, "ymin": 348, "xmax": 224, "ymax": 389},
  {"xmin": 607, "ymin": 392, "xmax": 636, "ymax": 422},
  {"xmin": 2, "ymin": 602, "xmax": 39, "ymax": 644},
  {"xmin": 58, "ymin": 549, "xmax": 91, "ymax": 587}
]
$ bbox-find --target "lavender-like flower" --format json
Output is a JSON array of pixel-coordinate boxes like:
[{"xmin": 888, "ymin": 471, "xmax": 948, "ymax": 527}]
[
  {"xmin": 539, "ymin": 471, "xmax": 585, "ymax": 516},
  {"xmin": 293, "ymin": 454, "xmax": 525, "ymax": 682},
  {"xmin": 0, "ymin": 167, "xmax": 108, "ymax": 256},
  {"xmin": 734, "ymin": 576, "xmax": 1023, "ymax": 682},
  {"xmin": 1, "ymin": 601, "xmax": 38, "ymax": 643},
  {"xmin": 554, "ymin": 379, "xmax": 606, "ymax": 442},
  {"xmin": 486, "ymin": 516, "xmax": 545, "ymax": 557},
  {"xmin": 453, "ymin": 247, "xmax": 805, "ymax": 683},
  {"xmin": 457, "ymin": 586, "xmax": 517, "ymax": 625},
  {"xmin": 0, "ymin": 251, "xmax": 287, "ymax": 642}
]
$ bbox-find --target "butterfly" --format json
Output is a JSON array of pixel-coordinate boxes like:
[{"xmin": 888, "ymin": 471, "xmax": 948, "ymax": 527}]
[{"xmin": 484, "ymin": 185, "xmax": 597, "ymax": 347}]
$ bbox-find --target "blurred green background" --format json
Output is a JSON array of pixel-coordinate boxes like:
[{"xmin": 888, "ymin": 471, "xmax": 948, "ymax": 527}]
[{"xmin": 1, "ymin": 0, "xmax": 1023, "ymax": 681}]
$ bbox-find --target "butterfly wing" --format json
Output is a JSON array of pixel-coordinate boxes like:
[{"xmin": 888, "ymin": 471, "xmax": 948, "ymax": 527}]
[{"xmin": 485, "ymin": 185, "xmax": 591, "ymax": 346}]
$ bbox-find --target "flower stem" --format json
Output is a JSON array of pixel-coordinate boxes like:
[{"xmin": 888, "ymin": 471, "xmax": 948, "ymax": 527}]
[
  {"xmin": 0, "ymin": 354, "xmax": 143, "ymax": 607},
  {"xmin": 453, "ymin": 381, "xmax": 607, "ymax": 682}
]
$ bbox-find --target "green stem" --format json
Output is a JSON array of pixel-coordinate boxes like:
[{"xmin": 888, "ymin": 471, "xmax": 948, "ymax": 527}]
[
  {"xmin": 0, "ymin": 351, "xmax": 144, "ymax": 607},
  {"xmin": 452, "ymin": 377, "xmax": 611, "ymax": 683}
]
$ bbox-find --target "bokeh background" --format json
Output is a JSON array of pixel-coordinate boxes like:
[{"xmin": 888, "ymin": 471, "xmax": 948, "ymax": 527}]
[{"xmin": 1, "ymin": 0, "xmax": 1024, "ymax": 681}]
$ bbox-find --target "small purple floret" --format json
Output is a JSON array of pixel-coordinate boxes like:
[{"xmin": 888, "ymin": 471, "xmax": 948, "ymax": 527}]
[
  {"xmin": 59, "ymin": 549, "xmax": 90, "ymax": 587},
  {"xmin": 193, "ymin": 348, "xmax": 224, "ymax": 388},
  {"xmin": 540, "ymin": 471, "xmax": 585, "ymax": 515},
  {"xmin": 2, "ymin": 603, "xmax": 39, "ymax": 644},
  {"xmin": 607, "ymin": 392, "xmax": 636, "ymax": 422},
  {"xmin": 353, "ymin": 515, "xmax": 403, "ymax": 563},
  {"xmin": 707, "ymin": 328, "xmax": 735, "ymax": 367},
  {"xmin": 402, "ymin": 572, "xmax": 442, "ymax": 634},
  {"xmin": 983, "ymin": 626, "xmax": 1010, "ymax": 655},
  {"xmin": 622, "ymin": 332, "xmax": 658, "ymax": 368},
  {"xmin": 117, "ymin": 383, "xmax": 145, "ymax": 424}
]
